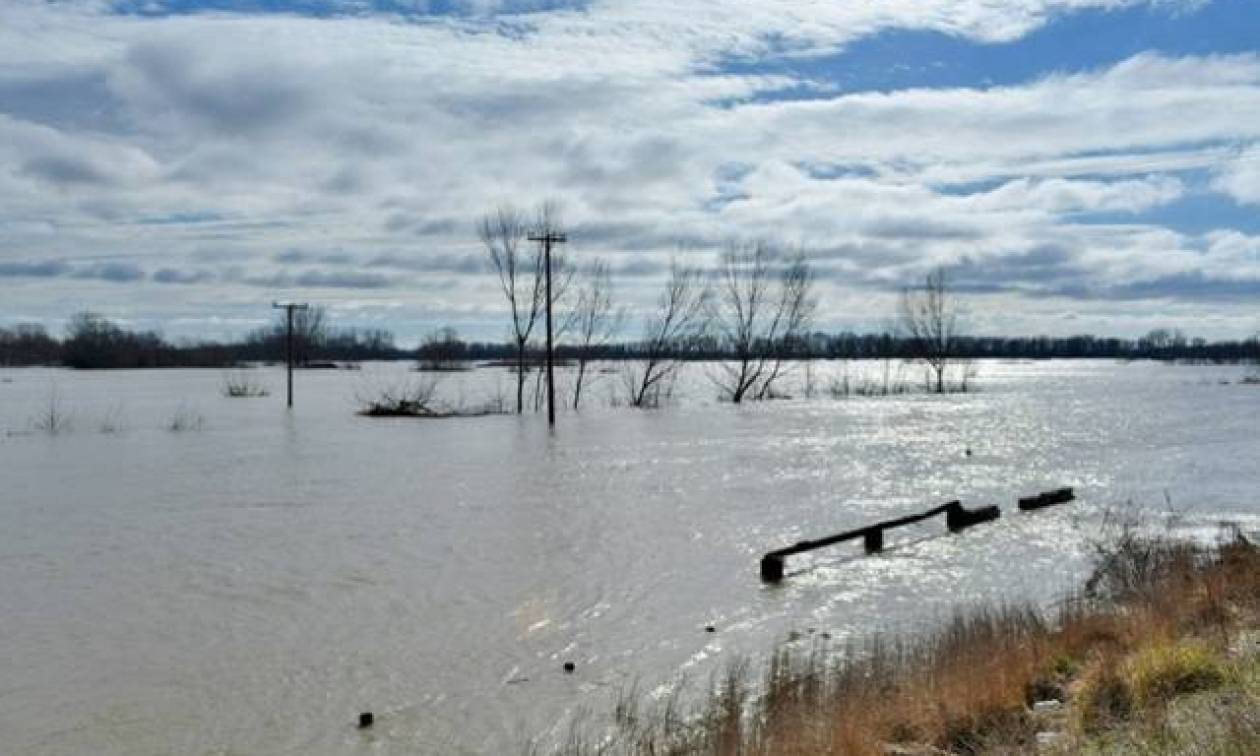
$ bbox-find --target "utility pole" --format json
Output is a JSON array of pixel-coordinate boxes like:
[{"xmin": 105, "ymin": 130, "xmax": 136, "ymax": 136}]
[
  {"xmin": 272, "ymin": 301, "xmax": 309, "ymax": 408},
  {"xmin": 527, "ymin": 230, "xmax": 566, "ymax": 427}
]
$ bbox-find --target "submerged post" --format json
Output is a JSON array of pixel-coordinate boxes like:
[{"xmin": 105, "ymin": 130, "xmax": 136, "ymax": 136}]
[
  {"xmin": 272, "ymin": 301, "xmax": 309, "ymax": 409},
  {"xmin": 760, "ymin": 553, "xmax": 785, "ymax": 583}
]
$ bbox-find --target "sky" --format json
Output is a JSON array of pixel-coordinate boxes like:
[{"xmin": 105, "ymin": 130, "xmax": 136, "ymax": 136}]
[{"xmin": 1, "ymin": 0, "xmax": 1259, "ymax": 345}]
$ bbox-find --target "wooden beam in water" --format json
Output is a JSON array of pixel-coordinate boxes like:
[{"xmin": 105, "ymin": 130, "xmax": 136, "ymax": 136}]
[
  {"xmin": 946, "ymin": 501, "xmax": 1001, "ymax": 532},
  {"xmin": 1018, "ymin": 487, "xmax": 1075, "ymax": 511},
  {"xmin": 761, "ymin": 500, "xmax": 1007, "ymax": 583}
]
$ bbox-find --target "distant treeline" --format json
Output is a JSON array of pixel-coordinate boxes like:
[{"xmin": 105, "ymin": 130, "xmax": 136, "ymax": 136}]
[
  {"xmin": 0, "ymin": 312, "xmax": 402, "ymax": 368},
  {"xmin": 470, "ymin": 330, "xmax": 1260, "ymax": 363},
  {"xmin": 2, "ymin": 313, "xmax": 1255, "ymax": 368}
]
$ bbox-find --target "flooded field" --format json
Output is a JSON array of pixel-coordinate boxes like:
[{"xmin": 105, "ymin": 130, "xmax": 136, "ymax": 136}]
[{"xmin": 1, "ymin": 359, "xmax": 1257, "ymax": 754}]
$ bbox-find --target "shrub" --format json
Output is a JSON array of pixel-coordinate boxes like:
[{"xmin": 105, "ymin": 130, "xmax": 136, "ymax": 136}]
[
  {"xmin": 99, "ymin": 402, "xmax": 125, "ymax": 433},
  {"xmin": 32, "ymin": 387, "xmax": 72, "ymax": 434},
  {"xmin": 221, "ymin": 370, "xmax": 269, "ymax": 398},
  {"xmin": 1125, "ymin": 640, "xmax": 1226, "ymax": 707},
  {"xmin": 357, "ymin": 378, "xmax": 446, "ymax": 417},
  {"xmin": 168, "ymin": 404, "xmax": 205, "ymax": 432}
]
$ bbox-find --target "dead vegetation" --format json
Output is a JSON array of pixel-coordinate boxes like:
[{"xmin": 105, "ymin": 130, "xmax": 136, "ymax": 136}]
[
  {"xmin": 356, "ymin": 376, "xmax": 508, "ymax": 418},
  {"xmin": 31, "ymin": 384, "xmax": 71, "ymax": 434},
  {"xmin": 167, "ymin": 403, "xmax": 206, "ymax": 431},
  {"xmin": 221, "ymin": 370, "xmax": 270, "ymax": 397}
]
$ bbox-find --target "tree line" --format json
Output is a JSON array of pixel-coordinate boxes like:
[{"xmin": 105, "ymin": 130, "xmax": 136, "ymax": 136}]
[
  {"xmin": 0, "ymin": 310, "xmax": 401, "ymax": 369},
  {"xmin": 413, "ymin": 330, "xmax": 1260, "ymax": 364},
  {"xmin": 2, "ymin": 304, "xmax": 1255, "ymax": 374},
  {"xmin": 2, "ymin": 205, "xmax": 1256, "ymax": 383}
]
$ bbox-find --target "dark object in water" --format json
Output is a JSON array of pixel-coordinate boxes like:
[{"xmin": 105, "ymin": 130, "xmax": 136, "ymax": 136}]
[
  {"xmin": 760, "ymin": 553, "xmax": 785, "ymax": 582},
  {"xmin": 705, "ymin": 625, "xmax": 716, "ymax": 633},
  {"xmin": 1018, "ymin": 487, "xmax": 1075, "ymax": 511},
  {"xmin": 946, "ymin": 501, "xmax": 1001, "ymax": 532},
  {"xmin": 965, "ymin": 447, "xmax": 972, "ymax": 457},
  {"xmin": 358, "ymin": 712, "xmax": 374, "ymax": 729},
  {"xmin": 563, "ymin": 661, "xmax": 575, "ymax": 673}
]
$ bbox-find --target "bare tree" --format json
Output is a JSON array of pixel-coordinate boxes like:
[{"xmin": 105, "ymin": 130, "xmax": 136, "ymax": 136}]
[
  {"xmin": 479, "ymin": 205, "xmax": 543, "ymax": 414},
  {"xmin": 480, "ymin": 203, "xmax": 575, "ymax": 414},
  {"xmin": 623, "ymin": 261, "xmax": 709, "ymax": 408},
  {"xmin": 709, "ymin": 241, "xmax": 816, "ymax": 403},
  {"xmin": 289, "ymin": 305, "xmax": 327, "ymax": 367},
  {"xmin": 899, "ymin": 267, "xmax": 959, "ymax": 394},
  {"xmin": 566, "ymin": 260, "xmax": 623, "ymax": 410}
]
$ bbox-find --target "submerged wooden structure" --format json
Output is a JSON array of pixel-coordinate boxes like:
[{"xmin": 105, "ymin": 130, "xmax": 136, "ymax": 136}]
[
  {"xmin": 760, "ymin": 488, "xmax": 1074, "ymax": 583},
  {"xmin": 1018, "ymin": 486, "xmax": 1075, "ymax": 510}
]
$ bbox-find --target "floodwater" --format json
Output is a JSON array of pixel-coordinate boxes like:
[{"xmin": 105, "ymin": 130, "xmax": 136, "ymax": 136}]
[{"xmin": 1, "ymin": 360, "xmax": 1257, "ymax": 754}]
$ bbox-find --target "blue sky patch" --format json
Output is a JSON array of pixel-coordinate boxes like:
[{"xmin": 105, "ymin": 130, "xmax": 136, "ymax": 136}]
[{"xmin": 713, "ymin": 0, "xmax": 1258, "ymax": 96}]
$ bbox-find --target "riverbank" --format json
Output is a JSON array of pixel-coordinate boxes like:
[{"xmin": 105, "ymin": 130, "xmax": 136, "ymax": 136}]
[{"xmin": 560, "ymin": 520, "xmax": 1260, "ymax": 755}]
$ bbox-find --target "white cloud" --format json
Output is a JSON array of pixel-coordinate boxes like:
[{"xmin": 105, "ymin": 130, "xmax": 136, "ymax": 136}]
[
  {"xmin": 0, "ymin": 0, "xmax": 1253, "ymax": 339},
  {"xmin": 1212, "ymin": 146, "xmax": 1260, "ymax": 205}
]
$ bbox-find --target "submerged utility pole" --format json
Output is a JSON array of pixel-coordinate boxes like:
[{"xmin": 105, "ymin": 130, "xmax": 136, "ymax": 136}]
[
  {"xmin": 527, "ymin": 229, "xmax": 566, "ymax": 427},
  {"xmin": 272, "ymin": 301, "xmax": 309, "ymax": 408}
]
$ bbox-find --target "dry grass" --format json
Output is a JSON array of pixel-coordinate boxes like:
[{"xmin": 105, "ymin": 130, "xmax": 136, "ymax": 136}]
[{"xmin": 557, "ymin": 526, "xmax": 1260, "ymax": 756}]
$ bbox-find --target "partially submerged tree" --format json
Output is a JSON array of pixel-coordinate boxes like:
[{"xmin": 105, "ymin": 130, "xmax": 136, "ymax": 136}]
[
  {"xmin": 479, "ymin": 203, "xmax": 572, "ymax": 414},
  {"xmin": 566, "ymin": 260, "xmax": 623, "ymax": 410},
  {"xmin": 709, "ymin": 241, "xmax": 816, "ymax": 403},
  {"xmin": 480, "ymin": 206, "xmax": 538, "ymax": 413},
  {"xmin": 899, "ymin": 267, "xmax": 959, "ymax": 394},
  {"xmin": 623, "ymin": 261, "xmax": 709, "ymax": 408},
  {"xmin": 416, "ymin": 326, "xmax": 468, "ymax": 371}
]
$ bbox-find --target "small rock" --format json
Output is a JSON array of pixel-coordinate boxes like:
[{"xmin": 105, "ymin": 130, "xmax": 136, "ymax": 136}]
[
  {"xmin": 358, "ymin": 712, "xmax": 374, "ymax": 729},
  {"xmin": 704, "ymin": 625, "xmax": 716, "ymax": 633},
  {"xmin": 562, "ymin": 661, "xmax": 575, "ymax": 673}
]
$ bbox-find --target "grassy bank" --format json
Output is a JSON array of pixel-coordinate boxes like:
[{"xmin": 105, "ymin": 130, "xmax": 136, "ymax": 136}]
[{"xmin": 555, "ymin": 520, "xmax": 1260, "ymax": 755}]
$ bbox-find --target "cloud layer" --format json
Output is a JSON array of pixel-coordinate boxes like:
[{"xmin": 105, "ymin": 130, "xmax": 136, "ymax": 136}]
[{"xmin": 0, "ymin": 0, "xmax": 1257, "ymax": 341}]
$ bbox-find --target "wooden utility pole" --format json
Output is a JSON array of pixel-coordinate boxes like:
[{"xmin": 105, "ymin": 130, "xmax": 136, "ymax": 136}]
[
  {"xmin": 527, "ymin": 230, "xmax": 566, "ymax": 426},
  {"xmin": 272, "ymin": 302, "xmax": 309, "ymax": 408}
]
